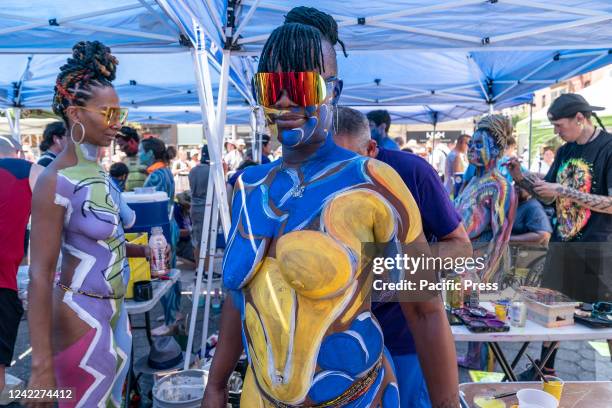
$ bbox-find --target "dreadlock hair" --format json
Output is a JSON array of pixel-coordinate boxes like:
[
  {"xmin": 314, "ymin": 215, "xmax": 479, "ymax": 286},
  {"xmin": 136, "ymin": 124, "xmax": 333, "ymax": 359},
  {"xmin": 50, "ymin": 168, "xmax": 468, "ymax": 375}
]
[
  {"xmin": 284, "ymin": 7, "xmax": 347, "ymax": 57},
  {"xmin": 580, "ymin": 111, "xmax": 607, "ymax": 132},
  {"xmin": 476, "ymin": 114, "xmax": 513, "ymax": 157},
  {"xmin": 52, "ymin": 41, "xmax": 118, "ymax": 124},
  {"xmin": 258, "ymin": 23, "xmax": 329, "ymax": 73}
]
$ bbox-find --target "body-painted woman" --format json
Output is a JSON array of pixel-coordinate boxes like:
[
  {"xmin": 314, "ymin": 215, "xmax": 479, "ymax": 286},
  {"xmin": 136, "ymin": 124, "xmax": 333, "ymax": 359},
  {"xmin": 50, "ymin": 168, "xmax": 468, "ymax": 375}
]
[
  {"xmin": 203, "ymin": 7, "xmax": 459, "ymax": 408},
  {"xmin": 454, "ymin": 115, "xmax": 517, "ymax": 370},
  {"xmin": 455, "ymin": 115, "xmax": 517, "ymax": 284},
  {"xmin": 27, "ymin": 42, "xmax": 147, "ymax": 407}
]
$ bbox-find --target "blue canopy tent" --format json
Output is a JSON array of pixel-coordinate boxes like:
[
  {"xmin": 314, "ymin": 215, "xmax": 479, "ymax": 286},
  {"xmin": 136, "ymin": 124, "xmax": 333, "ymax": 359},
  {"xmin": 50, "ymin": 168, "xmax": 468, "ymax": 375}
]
[
  {"xmin": 0, "ymin": 52, "xmax": 248, "ymax": 111},
  {"xmin": 0, "ymin": 0, "xmax": 254, "ymax": 137},
  {"xmin": 155, "ymin": 0, "xmax": 612, "ymax": 363},
  {"xmin": 0, "ymin": 0, "xmax": 252, "ymax": 247}
]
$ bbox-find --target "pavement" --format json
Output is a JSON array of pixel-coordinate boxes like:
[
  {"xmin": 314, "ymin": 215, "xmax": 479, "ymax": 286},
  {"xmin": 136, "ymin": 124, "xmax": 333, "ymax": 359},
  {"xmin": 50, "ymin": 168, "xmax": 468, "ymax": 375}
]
[{"xmin": 4, "ymin": 260, "xmax": 612, "ymax": 406}]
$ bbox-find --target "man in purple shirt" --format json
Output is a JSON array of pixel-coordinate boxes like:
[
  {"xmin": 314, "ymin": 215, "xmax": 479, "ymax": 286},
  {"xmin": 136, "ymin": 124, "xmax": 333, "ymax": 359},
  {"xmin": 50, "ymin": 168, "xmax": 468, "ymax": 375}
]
[{"xmin": 335, "ymin": 107, "xmax": 471, "ymax": 408}]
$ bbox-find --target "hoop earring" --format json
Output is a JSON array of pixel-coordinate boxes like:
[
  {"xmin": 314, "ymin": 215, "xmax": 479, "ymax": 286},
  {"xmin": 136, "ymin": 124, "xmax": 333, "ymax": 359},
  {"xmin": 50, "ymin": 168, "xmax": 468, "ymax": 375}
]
[{"xmin": 70, "ymin": 122, "xmax": 85, "ymax": 144}]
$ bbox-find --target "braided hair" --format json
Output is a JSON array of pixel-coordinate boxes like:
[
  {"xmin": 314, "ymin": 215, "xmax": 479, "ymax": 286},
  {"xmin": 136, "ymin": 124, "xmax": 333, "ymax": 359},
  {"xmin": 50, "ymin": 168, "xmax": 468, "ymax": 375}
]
[
  {"xmin": 258, "ymin": 23, "xmax": 328, "ymax": 73},
  {"xmin": 52, "ymin": 41, "xmax": 118, "ymax": 123},
  {"xmin": 476, "ymin": 114, "xmax": 513, "ymax": 157},
  {"xmin": 284, "ymin": 7, "xmax": 347, "ymax": 57}
]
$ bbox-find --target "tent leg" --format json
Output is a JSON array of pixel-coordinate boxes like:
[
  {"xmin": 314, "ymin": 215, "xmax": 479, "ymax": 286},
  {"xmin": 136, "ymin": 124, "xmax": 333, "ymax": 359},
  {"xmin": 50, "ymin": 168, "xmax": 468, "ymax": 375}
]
[
  {"xmin": 183, "ymin": 166, "xmax": 216, "ymax": 369},
  {"xmin": 200, "ymin": 195, "xmax": 220, "ymax": 355},
  {"xmin": 6, "ymin": 108, "xmax": 21, "ymax": 142}
]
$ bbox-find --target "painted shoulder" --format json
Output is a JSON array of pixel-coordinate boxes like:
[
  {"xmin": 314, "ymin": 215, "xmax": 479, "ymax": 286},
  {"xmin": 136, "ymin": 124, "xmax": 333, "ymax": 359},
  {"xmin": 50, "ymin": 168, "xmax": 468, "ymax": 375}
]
[{"xmin": 239, "ymin": 160, "xmax": 282, "ymax": 184}]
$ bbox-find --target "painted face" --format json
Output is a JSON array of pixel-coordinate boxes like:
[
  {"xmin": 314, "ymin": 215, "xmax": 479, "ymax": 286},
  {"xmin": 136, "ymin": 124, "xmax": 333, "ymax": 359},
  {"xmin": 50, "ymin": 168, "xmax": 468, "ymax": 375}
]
[
  {"xmin": 468, "ymin": 129, "xmax": 500, "ymax": 167},
  {"xmin": 261, "ymin": 40, "xmax": 340, "ymax": 149},
  {"xmin": 138, "ymin": 143, "xmax": 154, "ymax": 167},
  {"xmin": 266, "ymin": 84, "xmax": 337, "ymax": 148}
]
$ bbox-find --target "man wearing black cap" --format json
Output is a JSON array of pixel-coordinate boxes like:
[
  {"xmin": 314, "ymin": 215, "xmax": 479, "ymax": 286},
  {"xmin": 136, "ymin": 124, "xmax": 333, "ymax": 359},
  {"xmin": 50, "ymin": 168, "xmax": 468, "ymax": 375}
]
[{"xmin": 508, "ymin": 93, "xmax": 612, "ymax": 378}]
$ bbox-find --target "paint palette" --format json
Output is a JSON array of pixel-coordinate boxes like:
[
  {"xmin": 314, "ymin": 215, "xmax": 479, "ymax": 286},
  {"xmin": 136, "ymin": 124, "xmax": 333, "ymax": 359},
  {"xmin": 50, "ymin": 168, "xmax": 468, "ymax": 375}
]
[{"xmin": 454, "ymin": 307, "xmax": 510, "ymax": 333}]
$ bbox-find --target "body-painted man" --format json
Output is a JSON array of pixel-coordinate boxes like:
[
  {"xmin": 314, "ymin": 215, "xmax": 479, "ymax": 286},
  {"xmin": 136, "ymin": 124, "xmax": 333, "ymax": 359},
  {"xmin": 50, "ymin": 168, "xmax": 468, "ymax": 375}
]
[{"xmin": 203, "ymin": 7, "xmax": 459, "ymax": 408}]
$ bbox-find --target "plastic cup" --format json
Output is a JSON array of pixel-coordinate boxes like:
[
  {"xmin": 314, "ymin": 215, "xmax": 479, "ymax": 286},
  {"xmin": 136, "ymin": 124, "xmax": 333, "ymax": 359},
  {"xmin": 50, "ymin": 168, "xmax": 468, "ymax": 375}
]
[
  {"xmin": 541, "ymin": 376, "xmax": 564, "ymax": 401},
  {"xmin": 495, "ymin": 304, "xmax": 507, "ymax": 320},
  {"xmin": 517, "ymin": 389, "xmax": 558, "ymax": 408}
]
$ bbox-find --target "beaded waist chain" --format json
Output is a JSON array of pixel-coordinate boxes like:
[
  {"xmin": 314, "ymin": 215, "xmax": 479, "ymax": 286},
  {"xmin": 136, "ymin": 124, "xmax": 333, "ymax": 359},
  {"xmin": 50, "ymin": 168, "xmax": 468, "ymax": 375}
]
[
  {"xmin": 57, "ymin": 282, "xmax": 124, "ymax": 300},
  {"xmin": 263, "ymin": 358, "xmax": 383, "ymax": 408}
]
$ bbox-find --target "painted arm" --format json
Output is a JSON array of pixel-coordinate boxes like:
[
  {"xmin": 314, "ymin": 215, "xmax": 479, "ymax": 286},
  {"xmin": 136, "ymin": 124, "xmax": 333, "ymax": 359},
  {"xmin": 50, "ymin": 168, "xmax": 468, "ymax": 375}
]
[
  {"xmin": 221, "ymin": 177, "xmax": 269, "ymax": 290},
  {"xmin": 536, "ymin": 182, "xmax": 612, "ymax": 214},
  {"xmin": 481, "ymin": 184, "xmax": 516, "ymax": 283},
  {"xmin": 202, "ymin": 295, "xmax": 244, "ymax": 408},
  {"xmin": 506, "ymin": 157, "xmax": 555, "ymax": 205},
  {"xmin": 27, "ymin": 171, "xmax": 64, "ymax": 401}
]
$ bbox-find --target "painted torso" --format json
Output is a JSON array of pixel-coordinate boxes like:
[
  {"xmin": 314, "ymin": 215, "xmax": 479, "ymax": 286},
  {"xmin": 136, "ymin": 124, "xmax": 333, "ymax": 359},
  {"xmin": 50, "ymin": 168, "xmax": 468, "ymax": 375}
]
[
  {"xmin": 455, "ymin": 168, "xmax": 516, "ymax": 283},
  {"xmin": 223, "ymin": 138, "xmax": 422, "ymax": 406},
  {"xmin": 52, "ymin": 143, "xmax": 134, "ymax": 408}
]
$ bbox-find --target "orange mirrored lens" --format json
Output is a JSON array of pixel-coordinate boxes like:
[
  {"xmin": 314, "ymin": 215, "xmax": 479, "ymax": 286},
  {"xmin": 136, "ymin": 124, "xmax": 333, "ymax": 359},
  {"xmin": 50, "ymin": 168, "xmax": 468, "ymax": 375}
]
[
  {"xmin": 105, "ymin": 107, "xmax": 129, "ymax": 125},
  {"xmin": 253, "ymin": 72, "xmax": 326, "ymax": 108}
]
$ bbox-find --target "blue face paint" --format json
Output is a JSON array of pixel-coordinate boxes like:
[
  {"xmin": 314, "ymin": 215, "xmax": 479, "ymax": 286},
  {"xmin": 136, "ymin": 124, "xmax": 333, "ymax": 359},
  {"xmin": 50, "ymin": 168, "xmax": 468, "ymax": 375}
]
[
  {"xmin": 277, "ymin": 103, "xmax": 333, "ymax": 148},
  {"xmin": 138, "ymin": 145, "xmax": 154, "ymax": 167},
  {"xmin": 468, "ymin": 129, "xmax": 499, "ymax": 168}
]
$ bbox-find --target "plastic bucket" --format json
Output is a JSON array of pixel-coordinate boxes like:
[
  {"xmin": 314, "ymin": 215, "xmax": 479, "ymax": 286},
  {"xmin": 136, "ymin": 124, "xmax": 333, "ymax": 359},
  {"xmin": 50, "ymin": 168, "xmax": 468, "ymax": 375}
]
[{"xmin": 152, "ymin": 369, "xmax": 208, "ymax": 408}]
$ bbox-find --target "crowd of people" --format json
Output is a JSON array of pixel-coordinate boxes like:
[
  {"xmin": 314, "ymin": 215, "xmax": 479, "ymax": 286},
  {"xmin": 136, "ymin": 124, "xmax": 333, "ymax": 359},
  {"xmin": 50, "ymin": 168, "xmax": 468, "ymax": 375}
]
[{"xmin": 0, "ymin": 6, "xmax": 610, "ymax": 408}]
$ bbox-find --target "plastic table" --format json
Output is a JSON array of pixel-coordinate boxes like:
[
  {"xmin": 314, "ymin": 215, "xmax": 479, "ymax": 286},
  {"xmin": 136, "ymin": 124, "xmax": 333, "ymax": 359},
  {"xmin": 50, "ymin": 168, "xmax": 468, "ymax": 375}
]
[
  {"xmin": 124, "ymin": 269, "xmax": 181, "ymax": 407},
  {"xmin": 459, "ymin": 381, "xmax": 612, "ymax": 408},
  {"xmin": 451, "ymin": 302, "xmax": 612, "ymax": 381}
]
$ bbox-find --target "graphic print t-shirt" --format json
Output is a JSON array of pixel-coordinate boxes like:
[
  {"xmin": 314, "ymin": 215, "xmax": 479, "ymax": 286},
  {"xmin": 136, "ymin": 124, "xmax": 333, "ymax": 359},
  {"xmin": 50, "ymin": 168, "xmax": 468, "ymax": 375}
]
[{"xmin": 545, "ymin": 130, "xmax": 612, "ymax": 242}]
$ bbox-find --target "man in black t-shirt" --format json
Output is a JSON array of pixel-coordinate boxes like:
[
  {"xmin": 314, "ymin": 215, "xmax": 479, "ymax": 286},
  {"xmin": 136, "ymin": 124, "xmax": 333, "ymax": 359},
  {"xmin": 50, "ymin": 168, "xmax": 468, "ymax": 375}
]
[
  {"xmin": 509, "ymin": 94, "xmax": 612, "ymax": 300},
  {"xmin": 508, "ymin": 93, "xmax": 612, "ymax": 378}
]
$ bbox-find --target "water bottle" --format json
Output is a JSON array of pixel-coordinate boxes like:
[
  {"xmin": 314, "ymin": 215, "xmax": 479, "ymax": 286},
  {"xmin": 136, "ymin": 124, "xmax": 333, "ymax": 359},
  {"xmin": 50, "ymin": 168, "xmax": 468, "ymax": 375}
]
[{"xmin": 149, "ymin": 227, "xmax": 168, "ymax": 276}]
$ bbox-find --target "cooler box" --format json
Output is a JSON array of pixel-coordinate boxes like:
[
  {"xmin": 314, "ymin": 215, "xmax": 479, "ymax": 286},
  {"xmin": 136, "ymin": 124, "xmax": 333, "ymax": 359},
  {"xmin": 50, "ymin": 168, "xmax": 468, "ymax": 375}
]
[
  {"xmin": 125, "ymin": 233, "xmax": 151, "ymax": 299},
  {"xmin": 122, "ymin": 190, "xmax": 171, "ymax": 244}
]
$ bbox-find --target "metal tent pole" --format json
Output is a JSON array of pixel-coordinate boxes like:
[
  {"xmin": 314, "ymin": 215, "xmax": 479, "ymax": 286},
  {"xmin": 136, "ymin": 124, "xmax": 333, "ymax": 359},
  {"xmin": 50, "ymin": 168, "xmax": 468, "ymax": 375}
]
[
  {"xmin": 184, "ymin": 165, "xmax": 216, "ymax": 369},
  {"xmin": 183, "ymin": 24, "xmax": 224, "ymax": 368},
  {"xmin": 200, "ymin": 194, "xmax": 220, "ymax": 356}
]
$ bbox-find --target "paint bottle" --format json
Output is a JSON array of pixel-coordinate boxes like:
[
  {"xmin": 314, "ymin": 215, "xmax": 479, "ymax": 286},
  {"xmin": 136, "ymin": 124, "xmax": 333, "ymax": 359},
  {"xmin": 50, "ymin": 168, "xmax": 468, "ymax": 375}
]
[
  {"xmin": 462, "ymin": 267, "xmax": 480, "ymax": 308},
  {"xmin": 445, "ymin": 271, "xmax": 463, "ymax": 309}
]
